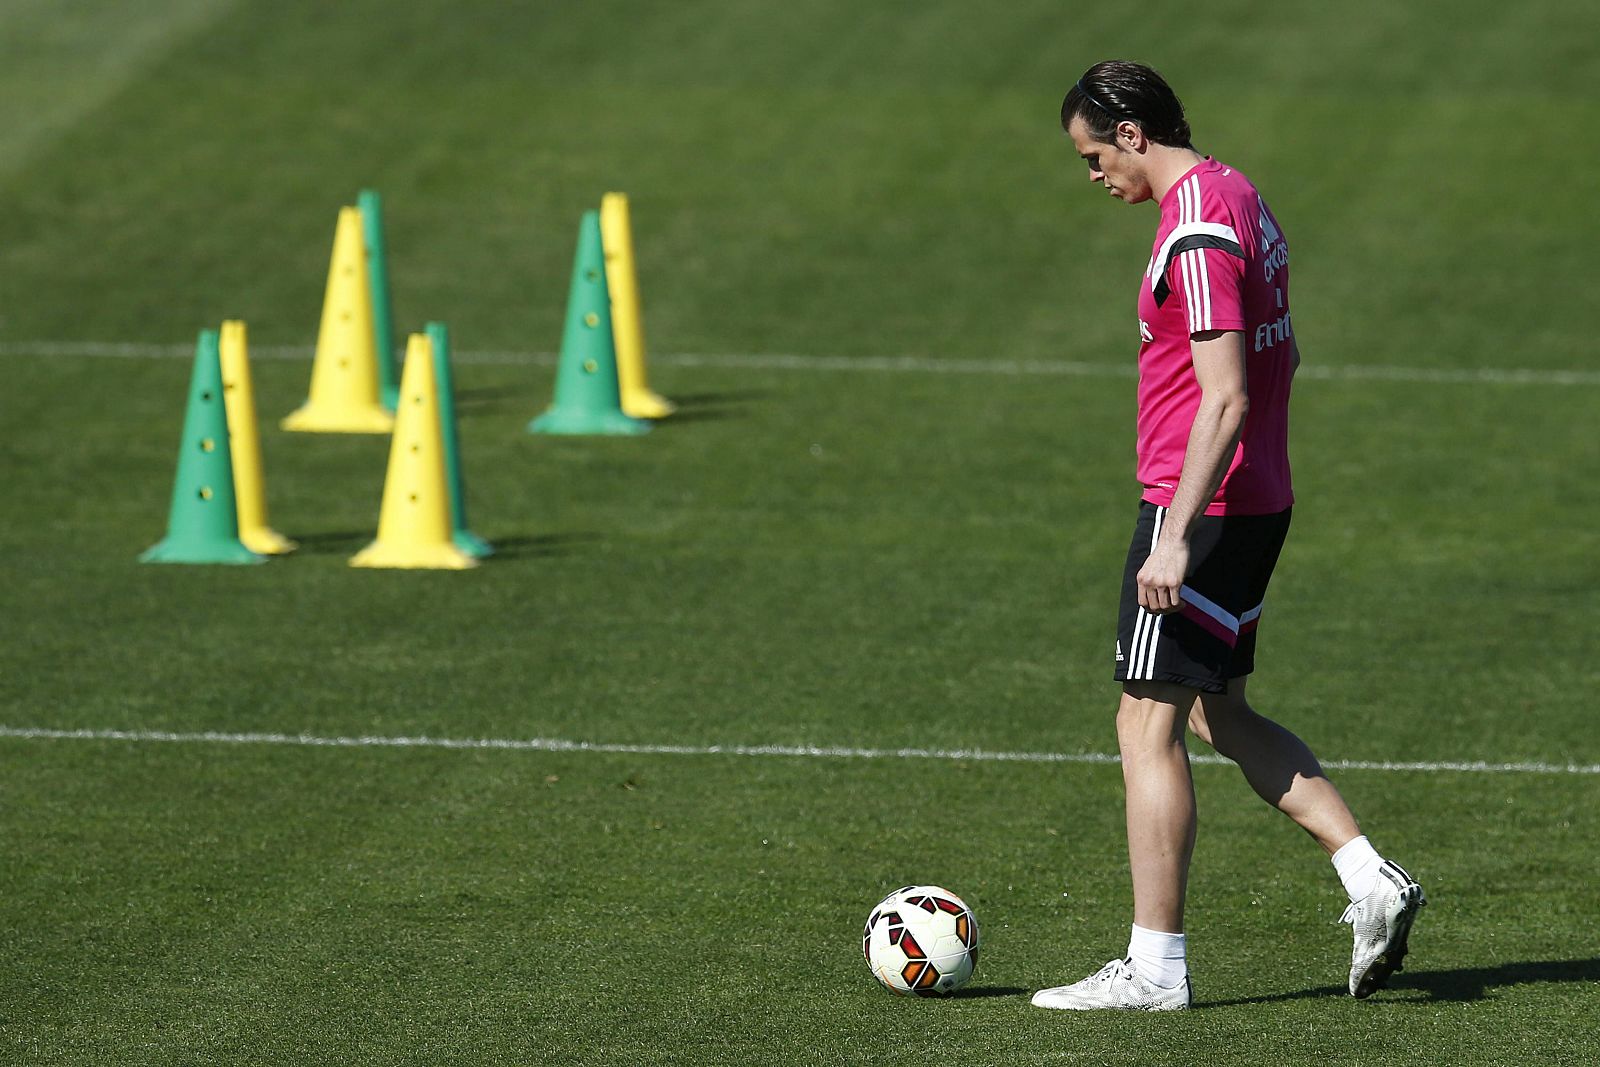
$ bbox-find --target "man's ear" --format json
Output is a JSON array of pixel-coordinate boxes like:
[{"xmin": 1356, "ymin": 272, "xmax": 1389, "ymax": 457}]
[{"xmin": 1116, "ymin": 120, "xmax": 1147, "ymax": 151}]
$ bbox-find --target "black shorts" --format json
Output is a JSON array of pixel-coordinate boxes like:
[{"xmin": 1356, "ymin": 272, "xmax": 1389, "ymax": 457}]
[{"xmin": 1114, "ymin": 502, "xmax": 1292, "ymax": 694}]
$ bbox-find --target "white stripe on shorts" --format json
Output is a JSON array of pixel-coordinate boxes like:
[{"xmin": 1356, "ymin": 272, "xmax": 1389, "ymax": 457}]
[
  {"xmin": 1129, "ymin": 602, "xmax": 1152, "ymax": 682},
  {"xmin": 1177, "ymin": 583, "xmax": 1241, "ymax": 636},
  {"xmin": 1129, "ymin": 506, "xmax": 1166, "ymax": 680},
  {"xmin": 1143, "ymin": 604, "xmax": 1165, "ymax": 680}
]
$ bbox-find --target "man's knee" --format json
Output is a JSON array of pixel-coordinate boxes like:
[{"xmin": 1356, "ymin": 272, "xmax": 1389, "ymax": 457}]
[
  {"xmin": 1118, "ymin": 681, "xmax": 1195, "ymax": 748},
  {"xmin": 1191, "ymin": 682, "xmax": 1256, "ymax": 757}
]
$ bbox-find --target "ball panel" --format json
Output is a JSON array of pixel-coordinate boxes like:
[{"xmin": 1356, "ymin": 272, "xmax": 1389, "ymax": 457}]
[{"xmin": 898, "ymin": 930, "xmax": 926, "ymax": 960}]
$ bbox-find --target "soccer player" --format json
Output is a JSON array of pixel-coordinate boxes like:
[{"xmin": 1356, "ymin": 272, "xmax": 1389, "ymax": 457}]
[{"xmin": 1030, "ymin": 61, "xmax": 1425, "ymax": 1011}]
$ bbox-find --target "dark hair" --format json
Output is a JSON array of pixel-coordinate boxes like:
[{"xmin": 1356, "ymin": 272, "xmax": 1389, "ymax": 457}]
[{"xmin": 1061, "ymin": 61, "xmax": 1192, "ymax": 148}]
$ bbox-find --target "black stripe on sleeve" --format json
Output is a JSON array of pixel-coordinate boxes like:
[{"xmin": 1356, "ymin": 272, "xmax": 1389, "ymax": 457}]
[{"xmin": 1151, "ymin": 234, "xmax": 1247, "ymax": 307}]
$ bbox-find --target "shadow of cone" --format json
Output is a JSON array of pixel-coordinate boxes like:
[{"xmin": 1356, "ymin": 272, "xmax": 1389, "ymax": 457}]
[
  {"xmin": 141, "ymin": 330, "xmax": 265, "ymax": 565},
  {"xmin": 601, "ymin": 192, "xmax": 675, "ymax": 419},
  {"xmin": 220, "ymin": 320, "xmax": 297, "ymax": 554},
  {"xmin": 350, "ymin": 333, "xmax": 478, "ymax": 570},
  {"xmin": 426, "ymin": 321, "xmax": 493, "ymax": 558},
  {"xmin": 528, "ymin": 210, "xmax": 650, "ymax": 436},
  {"xmin": 282, "ymin": 206, "xmax": 396, "ymax": 433}
]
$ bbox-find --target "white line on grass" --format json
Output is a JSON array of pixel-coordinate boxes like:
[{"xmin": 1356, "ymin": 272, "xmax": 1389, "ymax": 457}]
[
  {"xmin": 2, "ymin": 725, "xmax": 1596, "ymax": 776},
  {"xmin": 2, "ymin": 340, "xmax": 1598, "ymax": 387}
]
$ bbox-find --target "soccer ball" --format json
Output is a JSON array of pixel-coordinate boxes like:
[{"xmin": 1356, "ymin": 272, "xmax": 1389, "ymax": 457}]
[{"xmin": 862, "ymin": 885, "xmax": 980, "ymax": 996}]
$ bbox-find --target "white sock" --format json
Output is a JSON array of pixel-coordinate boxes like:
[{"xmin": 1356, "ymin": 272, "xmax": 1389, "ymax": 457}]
[
  {"xmin": 1127, "ymin": 923, "xmax": 1187, "ymax": 989},
  {"xmin": 1332, "ymin": 835, "xmax": 1384, "ymax": 902}
]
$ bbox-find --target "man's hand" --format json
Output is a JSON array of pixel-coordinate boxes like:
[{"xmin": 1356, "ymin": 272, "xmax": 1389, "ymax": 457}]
[
  {"xmin": 1136, "ymin": 538, "xmax": 1189, "ymax": 614},
  {"xmin": 1137, "ymin": 329, "xmax": 1246, "ymax": 615}
]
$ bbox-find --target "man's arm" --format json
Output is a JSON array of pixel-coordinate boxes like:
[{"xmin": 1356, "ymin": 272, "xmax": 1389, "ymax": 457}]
[{"xmin": 1135, "ymin": 329, "xmax": 1249, "ymax": 614}]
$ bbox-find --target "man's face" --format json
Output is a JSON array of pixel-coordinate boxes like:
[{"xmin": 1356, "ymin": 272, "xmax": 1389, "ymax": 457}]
[{"xmin": 1067, "ymin": 115, "xmax": 1152, "ymax": 204}]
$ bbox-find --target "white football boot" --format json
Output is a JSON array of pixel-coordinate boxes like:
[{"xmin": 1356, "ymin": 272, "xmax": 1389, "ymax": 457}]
[
  {"xmin": 1031, "ymin": 957, "xmax": 1192, "ymax": 1011},
  {"xmin": 1340, "ymin": 859, "xmax": 1426, "ymax": 998}
]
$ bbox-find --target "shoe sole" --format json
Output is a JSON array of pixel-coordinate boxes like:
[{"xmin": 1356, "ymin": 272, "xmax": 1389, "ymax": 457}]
[
  {"xmin": 1031, "ymin": 998, "xmax": 1191, "ymax": 1011},
  {"xmin": 1353, "ymin": 884, "xmax": 1425, "ymax": 999}
]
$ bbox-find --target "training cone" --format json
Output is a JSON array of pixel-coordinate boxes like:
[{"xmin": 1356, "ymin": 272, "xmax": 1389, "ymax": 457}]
[
  {"xmin": 351, "ymin": 333, "xmax": 478, "ymax": 570},
  {"xmin": 359, "ymin": 189, "xmax": 401, "ymax": 412},
  {"xmin": 426, "ymin": 321, "xmax": 493, "ymax": 558},
  {"xmin": 219, "ymin": 320, "xmax": 297, "ymax": 555},
  {"xmin": 601, "ymin": 192, "xmax": 674, "ymax": 419},
  {"xmin": 282, "ymin": 206, "xmax": 396, "ymax": 434},
  {"xmin": 140, "ymin": 330, "xmax": 265, "ymax": 565},
  {"xmin": 528, "ymin": 210, "xmax": 650, "ymax": 436}
]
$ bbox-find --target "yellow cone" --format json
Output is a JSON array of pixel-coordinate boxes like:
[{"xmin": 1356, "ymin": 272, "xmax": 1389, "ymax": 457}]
[
  {"xmin": 351, "ymin": 333, "xmax": 477, "ymax": 570},
  {"xmin": 220, "ymin": 320, "xmax": 297, "ymax": 555},
  {"xmin": 600, "ymin": 192, "xmax": 674, "ymax": 419},
  {"xmin": 282, "ymin": 206, "xmax": 395, "ymax": 434}
]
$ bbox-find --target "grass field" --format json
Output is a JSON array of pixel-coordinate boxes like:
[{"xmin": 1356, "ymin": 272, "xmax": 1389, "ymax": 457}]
[{"xmin": 3, "ymin": 2, "xmax": 1599, "ymax": 1064}]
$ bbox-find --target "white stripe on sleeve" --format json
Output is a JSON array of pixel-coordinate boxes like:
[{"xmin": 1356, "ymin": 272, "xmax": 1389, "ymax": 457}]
[
  {"xmin": 1187, "ymin": 177, "xmax": 1212, "ymax": 332},
  {"xmin": 1186, "ymin": 251, "xmax": 1204, "ymax": 333}
]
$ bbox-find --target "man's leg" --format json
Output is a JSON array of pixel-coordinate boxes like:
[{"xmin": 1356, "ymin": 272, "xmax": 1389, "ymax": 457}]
[
  {"xmin": 1185, "ymin": 677, "xmax": 1358, "ymax": 856},
  {"xmin": 1118, "ymin": 680, "xmax": 1199, "ymax": 933},
  {"xmin": 1032, "ymin": 499, "xmax": 1202, "ymax": 1012},
  {"xmin": 1187, "ymin": 676, "xmax": 1425, "ymax": 997},
  {"xmin": 1032, "ymin": 678, "xmax": 1197, "ymax": 1011}
]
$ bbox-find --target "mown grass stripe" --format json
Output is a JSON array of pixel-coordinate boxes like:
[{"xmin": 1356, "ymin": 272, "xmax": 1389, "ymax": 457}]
[
  {"xmin": 2, "ymin": 340, "xmax": 1599, "ymax": 386},
  {"xmin": 2, "ymin": 725, "xmax": 1596, "ymax": 775}
]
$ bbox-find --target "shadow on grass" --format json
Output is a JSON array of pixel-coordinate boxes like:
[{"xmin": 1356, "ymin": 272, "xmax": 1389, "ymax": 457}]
[
  {"xmin": 948, "ymin": 986, "xmax": 1030, "ymax": 1000},
  {"xmin": 290, "ymin": 531, "xmax": 599, "ymax": 560},
  {"xmin": 647, "ymin": 388, "xmax": 770, "ymax": 427},
  {"xmin": 1204, "ymin": 957, "xmax": 1600, "ymax": 1007},
  {"xmin": 1402, "ymin": 958, "xmax": 1600, "ymax": 1003},
  {"xmin": 490, "ymin": 531, "xmax": 602, "ymax": 559},
  {"xmin": 653, "ymin": 407, "xmax": 742, "ymax": 426},
  {"xmin": 290, "ymin": 530, "xmax": 369, "ymax": 556}
]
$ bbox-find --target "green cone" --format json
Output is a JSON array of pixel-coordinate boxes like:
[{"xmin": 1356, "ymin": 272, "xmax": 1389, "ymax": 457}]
[
  {"xmin": 359, "ymin": 188, "xmax": 401, "ymax": 412},
  {"xmin": 426, "ymin": 321, "xmax": 493, "ymax": 558},
  {"xmin": 140, "ymin": 330, "xmax": 265, "ymax": 565},
  {"xmin": 528, "ymin": 210, "xmax": 650, "ymax": 436}
]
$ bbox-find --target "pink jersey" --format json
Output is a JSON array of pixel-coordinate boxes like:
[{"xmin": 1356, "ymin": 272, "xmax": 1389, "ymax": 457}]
[{"xmin": 1135, "ymin": 158, "xmax": 1295, "ymax": 515}]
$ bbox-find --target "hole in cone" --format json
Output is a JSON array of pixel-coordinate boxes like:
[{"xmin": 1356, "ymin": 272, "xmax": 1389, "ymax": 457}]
[
  {"xmin": 201, "ymin": 391, "xmax": 213, "ymax": 401},
  {"xmin": 583, "ymin": 359, "xmax": 598, "ymax": 373},
  {"xmin": 584, "ymin": 313, "xmax": 599, "ymax": 328},
  {"xmin": 198, "ymin": 487, "xmax": 213, "ymax": 500},
  {"xmin": 200, "ymin": 438, "xmax": 215, "ymax": 452}
]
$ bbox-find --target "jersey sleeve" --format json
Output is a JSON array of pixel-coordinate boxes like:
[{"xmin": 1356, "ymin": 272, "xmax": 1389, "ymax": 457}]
[{"xmin": 1151, "ymin": 211, "xmax": 1249, "ymax": 335}]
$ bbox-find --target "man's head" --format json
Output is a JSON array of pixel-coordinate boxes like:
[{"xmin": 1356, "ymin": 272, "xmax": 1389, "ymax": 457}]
[{"xmin": 1061, "ymin": 61, "xmax": 1193, "ymax": 205}]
